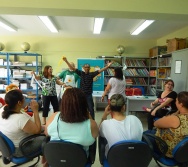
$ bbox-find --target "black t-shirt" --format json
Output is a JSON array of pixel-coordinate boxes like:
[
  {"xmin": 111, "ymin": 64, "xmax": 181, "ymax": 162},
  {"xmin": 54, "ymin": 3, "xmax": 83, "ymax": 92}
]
[{"xmin": 157, "ymin": 91, "xmax": 177, "ymax": 111}]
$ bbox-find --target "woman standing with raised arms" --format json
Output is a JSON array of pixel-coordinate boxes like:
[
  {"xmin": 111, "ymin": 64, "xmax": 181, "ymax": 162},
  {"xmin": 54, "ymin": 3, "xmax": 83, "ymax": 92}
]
[{"xmin": 31, "ymin": 65, "xmax": 64, "ymax": 125}]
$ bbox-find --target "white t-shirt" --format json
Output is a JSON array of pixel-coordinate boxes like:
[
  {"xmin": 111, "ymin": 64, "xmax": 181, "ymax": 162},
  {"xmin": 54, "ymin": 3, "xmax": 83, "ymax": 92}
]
[
  {"xmin": 99, "ymin": 115, "xmax": 143, "ymax": 156},
  {"xmin": 0, "ymin": 108, "xmax": 31, "ymax": 147},
  {"xmin": 108, "ymin": 77, "xmax": 126, "ymax": 99}
]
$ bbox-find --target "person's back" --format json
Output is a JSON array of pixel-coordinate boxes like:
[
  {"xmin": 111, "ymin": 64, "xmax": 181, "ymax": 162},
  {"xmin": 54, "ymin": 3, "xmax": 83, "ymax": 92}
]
[
  {"xmin": 154, "ymin": 91, "xmax": 188, "ymax": 158},
  {"xmin": 99, "ymin": 94, "xmax": 143, "ymax": 156},
  {"xmin": 45, "ymin": 88, "xmax": 99, "ymax": 155},
  {"xmin": 100, "ymin": 115, "xmax": 143, "ymax": 148}
]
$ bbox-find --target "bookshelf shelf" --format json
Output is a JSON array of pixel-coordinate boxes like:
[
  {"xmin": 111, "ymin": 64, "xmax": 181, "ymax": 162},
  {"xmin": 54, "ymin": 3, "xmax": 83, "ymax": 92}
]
[
  {"xmin": 149, "ymin": 53, "xmax": 172, "ymax": 95},
  {"xmin": 124, "ymin": 57, "xmax": 150, "ymax": 95}
]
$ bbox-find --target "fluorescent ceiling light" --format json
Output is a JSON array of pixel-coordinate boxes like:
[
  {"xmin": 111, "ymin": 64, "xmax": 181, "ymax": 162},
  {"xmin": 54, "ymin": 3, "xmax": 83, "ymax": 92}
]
[
  {"xmin": 38, "ymin": 16, "xmax": 58, "ymax": 33},
  {"xmin": 0, "ymin": 17, "xmax": 17, "ymax": 32},
  {"xmin": 131, "ymin": 20, "xmax": 154, "ymax": 35},
  {"xmin": 93, "ymin": 18, "xmax": 104, "ymax": 34}
]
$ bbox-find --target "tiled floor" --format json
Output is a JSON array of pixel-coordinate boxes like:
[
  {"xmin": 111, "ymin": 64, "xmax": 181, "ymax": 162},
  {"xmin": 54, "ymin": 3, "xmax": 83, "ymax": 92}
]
[{"xmin": 0, "ymin": 110, "xmax": 162, "ymax": 167}]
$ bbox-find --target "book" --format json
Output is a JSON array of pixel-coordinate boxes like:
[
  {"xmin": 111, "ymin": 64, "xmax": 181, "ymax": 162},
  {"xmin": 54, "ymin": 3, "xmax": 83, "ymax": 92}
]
[{"xmin": 158, "ymin": 68, "xmax": 166, "ymax": 78}]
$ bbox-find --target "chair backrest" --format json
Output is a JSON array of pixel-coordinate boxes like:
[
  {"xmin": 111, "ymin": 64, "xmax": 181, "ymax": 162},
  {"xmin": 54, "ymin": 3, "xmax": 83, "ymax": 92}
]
[
  {"xmin": 0, "ymin": 131, "xmax": 15, "ymax": 159},
  {"xmin": 44, "ymin": 140, "xmax": 89, "ymax": 167},
  {"xmin": 107, "ymin": 140, "xmax": 152, "ymax": 167},
  {"xmin": 173, "ymin": 137, "xmax": 188, "ymax": 163}
]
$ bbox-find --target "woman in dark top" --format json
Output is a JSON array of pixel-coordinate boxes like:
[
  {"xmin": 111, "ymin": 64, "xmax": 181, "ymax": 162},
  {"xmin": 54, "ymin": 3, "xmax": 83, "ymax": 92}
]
[{"xmin": 143, "ymin": 79, "xmax": 177, "ymax": 130}]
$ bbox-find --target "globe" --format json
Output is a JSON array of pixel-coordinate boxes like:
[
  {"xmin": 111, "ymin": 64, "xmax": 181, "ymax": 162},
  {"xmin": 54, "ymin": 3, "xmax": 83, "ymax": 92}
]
[
  {"xmin": 21, "ymin": 42, "xmax": 30, "ymax": 51},
  {"xmin": 0, "ymin": 43, "xmax": 5, "ymax": 51},
  {"xmin": 116, "ymin": 45, "xmax": 125, "ymax": 55}
]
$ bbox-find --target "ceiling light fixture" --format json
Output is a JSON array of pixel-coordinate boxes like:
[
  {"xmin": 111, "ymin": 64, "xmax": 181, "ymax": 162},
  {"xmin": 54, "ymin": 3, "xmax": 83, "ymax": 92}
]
[
  {"xmin": 93, "ymin": 18, "xmax": 104, "ymax": 34},
  {"xmin": 38, "ymin": 16, "xmax": 58, "ymax": 33},
  {"xmin": 0, "ymin": 17, "xmax": 17, "ymax": 32},
  {"xmin": 131, "ymin": 20, "xmax": 154, "ymax": 35}
]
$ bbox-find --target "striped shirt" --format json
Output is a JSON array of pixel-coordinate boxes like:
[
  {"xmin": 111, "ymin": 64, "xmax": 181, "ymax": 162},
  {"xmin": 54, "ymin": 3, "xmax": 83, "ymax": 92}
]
[{"xmin": 75, "ymin": 69, "xmax": 99, "ymax": 95}]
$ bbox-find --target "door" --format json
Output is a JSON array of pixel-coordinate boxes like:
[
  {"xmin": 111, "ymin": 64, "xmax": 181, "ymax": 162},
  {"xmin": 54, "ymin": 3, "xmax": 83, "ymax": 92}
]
[{"xmin": 171, "ymin": 49, "xmax": 188, "ymax": 93}]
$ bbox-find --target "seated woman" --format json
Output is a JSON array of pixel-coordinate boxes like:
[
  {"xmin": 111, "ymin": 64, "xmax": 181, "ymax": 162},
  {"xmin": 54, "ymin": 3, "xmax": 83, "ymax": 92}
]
[
  {"xmin": 0, "ymin": 89, "xmax": 45, "ymax": 157},
  {"xmin": 143, "ymin": 79, "xmax": 177, "ymax": 130},
  {"xmin": 154, "ymin": 91, "xmax": 188, "ymax": 158},
  {"xmin": 99, "ymin": 94, "xmax": 143, "ymax": 156},
  {"xmin": 44, "ymin": 88, "xmax": 98, "ymax": 165}
]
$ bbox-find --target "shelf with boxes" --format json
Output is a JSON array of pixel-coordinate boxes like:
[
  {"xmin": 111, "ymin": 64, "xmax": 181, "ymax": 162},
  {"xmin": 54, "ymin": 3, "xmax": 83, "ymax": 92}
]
[
  {"xmin": 124, "ymin": 57, "xmax": 150, "ymax": 95},
  {"xmin": 0, "ymin": 52, "xmax": 42, "ymax": 101}
]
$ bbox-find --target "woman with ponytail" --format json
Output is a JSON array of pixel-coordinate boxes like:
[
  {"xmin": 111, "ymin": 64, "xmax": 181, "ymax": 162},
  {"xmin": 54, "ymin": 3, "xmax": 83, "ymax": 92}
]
[{"xmin": 0, "ymin": 89, "xmax": 45, "ymax": 157}]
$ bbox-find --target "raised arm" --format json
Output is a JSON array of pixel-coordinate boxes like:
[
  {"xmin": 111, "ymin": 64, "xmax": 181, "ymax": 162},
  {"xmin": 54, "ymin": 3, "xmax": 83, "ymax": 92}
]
[
  {"xmin": 62, "ymin": 57, "xmax": 76, "ymax": 71},
  {"xmin": 98, "ymin": 61, "xmax": 113, "ymax": 73},
  {"xmin": 31, "ymin": 71, "xmax": 41, "ymax": 80},
  {"xmin": 23, "ymin": 100, "xmax": 41, "ymax": 134}
]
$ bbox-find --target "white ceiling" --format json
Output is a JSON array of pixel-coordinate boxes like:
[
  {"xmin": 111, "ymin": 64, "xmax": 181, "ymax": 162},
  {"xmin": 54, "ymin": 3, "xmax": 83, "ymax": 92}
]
[{"xmin": 0, "ymin": 15, "xmax": 188, "ymax": 39}]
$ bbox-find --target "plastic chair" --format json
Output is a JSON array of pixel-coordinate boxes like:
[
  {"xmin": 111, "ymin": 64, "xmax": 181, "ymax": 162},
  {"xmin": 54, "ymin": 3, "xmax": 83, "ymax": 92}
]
[
  {"xmin": 0, "ymin": 97, "xmax": 5, "ymax": 108},
  {"xmin": 143, "ymin": 133, "xmax": 188, "ymax": 167},
  {"xmin": 0, "ymin": 131, "xmax": 45, "ymax": 167},
  {"xmin": 43, "ymin": 139, "xmax": 96, "ymax": 167},
  {"xmin": 98, "ymin": 136, "xmax": 152, "ymax": 167}
]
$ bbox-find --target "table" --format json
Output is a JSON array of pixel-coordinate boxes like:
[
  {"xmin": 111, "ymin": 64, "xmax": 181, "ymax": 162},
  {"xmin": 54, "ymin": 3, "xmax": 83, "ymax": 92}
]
[
  {"xmin": 92, "ymin": 91, "xmax": 104, "ymax": 112},
  {"xmin": 126, "ymin": 96, "xmax": 157, "ymax": 115}
]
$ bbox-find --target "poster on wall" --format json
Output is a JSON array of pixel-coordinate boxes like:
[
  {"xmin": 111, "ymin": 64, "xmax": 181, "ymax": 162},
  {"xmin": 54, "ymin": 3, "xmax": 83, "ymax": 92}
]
[{"xmin": 77, "ymin": 58, "xmax": 104, "ymax": 96}]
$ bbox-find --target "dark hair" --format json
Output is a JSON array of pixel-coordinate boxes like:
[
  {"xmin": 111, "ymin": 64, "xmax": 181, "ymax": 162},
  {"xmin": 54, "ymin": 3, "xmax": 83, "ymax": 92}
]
[
  {"xmin": 164, "ymin": 79, "xmax": 174, "ymax": 87},
  {"xmin": 110, "ymin": 94, "xmax": 125, "ymax": 112},
  {"xmin": 60, "ymin": 88, "xmax": 89, "ymax": 123},
  {"xmin": 83, "ymin": 64, "xmax": 90, "ymax": 67},
  {"xmin": 114, "ymin": 67, "xmax": 123, "ymax": 80},
  {"xmin": 2, "ymin": 89, "xmax": 24, "ymax": 119},
  {"xmin": 177, "ymin": 91, "xmax": 188, "ymax": 109},
  {"xmin": 43, "ymin": 65, "xmax": 53, "ymax": 78}
]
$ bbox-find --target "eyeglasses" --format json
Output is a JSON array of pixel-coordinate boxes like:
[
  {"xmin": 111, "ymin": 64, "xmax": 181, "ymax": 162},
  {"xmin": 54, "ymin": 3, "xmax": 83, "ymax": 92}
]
[
  {"xmin": 83, "ymin": 64, "xmax": 90, "ymax": 68},
  {"xmin": 167, "ymin": 83, "xmax": 174, "ymax": 86}
]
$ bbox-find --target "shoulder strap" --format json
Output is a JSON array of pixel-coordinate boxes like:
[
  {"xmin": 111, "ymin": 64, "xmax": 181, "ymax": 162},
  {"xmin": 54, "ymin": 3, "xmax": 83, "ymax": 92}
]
[{"xmin": 57, "ymin": 114, "xmax": 61, "ymax": 140}]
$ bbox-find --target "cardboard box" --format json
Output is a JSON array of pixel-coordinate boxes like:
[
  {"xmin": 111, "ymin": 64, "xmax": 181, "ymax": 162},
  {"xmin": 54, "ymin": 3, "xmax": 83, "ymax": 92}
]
[
  {"xmin": 20, "ymin": 83, "xmax": 28, "ymax": 90},
  {"xmin": 4, "ymin": 61, "xmax": 12, "ymax": 65},
  {"xmin": 166, "ymin": 38, "xmax": 187, "ymax": 53},
  {"xmin": 149, "ymin": 46, "xmax": 167, "ymax": 57},
  {"xmin": 0, "ymin": 59, "xmax": 4, "ymax": 65}
]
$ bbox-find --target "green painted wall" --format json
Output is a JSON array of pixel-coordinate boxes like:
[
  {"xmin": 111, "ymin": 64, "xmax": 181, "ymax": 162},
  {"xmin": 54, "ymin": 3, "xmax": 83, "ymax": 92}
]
[
  {"xmin": 0, "ymin": 36, "xmax": 155, "ymax": 74},
  {"xmin": 157, "ymin": 26, "xmax": 188, "ymax": 46}
]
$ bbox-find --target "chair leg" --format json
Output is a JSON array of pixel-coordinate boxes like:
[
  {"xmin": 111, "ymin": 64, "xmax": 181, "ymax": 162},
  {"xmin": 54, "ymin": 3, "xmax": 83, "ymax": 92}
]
[
  {"xmin": 155, "ymin": 159, "xmax": 165, "ymax": 167},
  {"xmin": 28, "ymin": 156, "xmax": 40, "ymax": 167},
  {"xmin": 10, "ymin": 156, "xmax": 40, "ymax": 167}
]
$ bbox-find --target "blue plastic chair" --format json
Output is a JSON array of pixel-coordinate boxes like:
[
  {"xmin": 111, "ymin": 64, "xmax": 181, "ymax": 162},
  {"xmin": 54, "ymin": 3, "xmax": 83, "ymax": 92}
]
[
  {"xmin": 143, "ymin": 133, "xmax": 188, "ymax": 167},
  {"xmin": 0, "ymin": 131, "xmax": 45, "ymax": 167},
  {"xmin": 98, "ymin": 136, "xmax": 152, "ymax": 167}
]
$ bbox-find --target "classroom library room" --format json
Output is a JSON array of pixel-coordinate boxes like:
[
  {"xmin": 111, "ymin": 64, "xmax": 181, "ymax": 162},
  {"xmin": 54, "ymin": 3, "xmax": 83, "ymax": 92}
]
[{"xmin": 1, "ymin": 1, "xmax": 188, "ymax": 167}]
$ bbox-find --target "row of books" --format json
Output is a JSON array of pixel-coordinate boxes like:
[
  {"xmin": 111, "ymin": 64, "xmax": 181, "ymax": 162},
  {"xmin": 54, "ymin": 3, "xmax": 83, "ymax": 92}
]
[
  {"xmin": 149, "ymin": 69, "xmax": 171, "ymax": 78},
  {"xmin": 150, "ymin": 57, "xmax": 171, "ymax": 67},
  {"xmin": 104, "ymin": 68, "xmax": 114, "ymax": 76},
  {"xmin": 150, "ymin": 86, "xmax": 156, "ymax": 95},
  {"xmin": 126, "ymin": 78, "xmax": 147, "ymax": 85},
  {"xmin": 158, "ymin": 57, "xmax": 171, "ymax": 66},
  {"xmin": 105, "ymin": 60, "xmax": 121, "ymax": 67},
  {"xmin": 125, "ymin": 59, "xmax": 146, "ymax": 67},
  {"xmin": 158, "ymin": 68, "xmax": 171, "ymax": 78},
  {"xmin": 124, "ymin": 68, "xmax": 149, "ymax": 76}
]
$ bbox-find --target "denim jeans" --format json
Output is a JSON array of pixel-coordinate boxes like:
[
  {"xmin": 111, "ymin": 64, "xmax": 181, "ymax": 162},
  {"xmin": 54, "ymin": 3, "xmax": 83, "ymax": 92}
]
[{"xmin": 86, "ymin": 94, "xmax": 95, "ymax": 119}]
